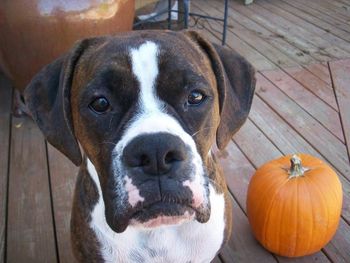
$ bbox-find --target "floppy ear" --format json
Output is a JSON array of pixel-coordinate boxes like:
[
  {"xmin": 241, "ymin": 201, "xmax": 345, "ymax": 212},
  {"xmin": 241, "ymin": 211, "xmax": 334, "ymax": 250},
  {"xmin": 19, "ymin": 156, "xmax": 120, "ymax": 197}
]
[
  {"xmin": 24, "ymin": 38, "xmax": 96, "ymax": 166},
  {"xmin": 184, "ymin": 31, "xmax": 256, "ymax": 150}
]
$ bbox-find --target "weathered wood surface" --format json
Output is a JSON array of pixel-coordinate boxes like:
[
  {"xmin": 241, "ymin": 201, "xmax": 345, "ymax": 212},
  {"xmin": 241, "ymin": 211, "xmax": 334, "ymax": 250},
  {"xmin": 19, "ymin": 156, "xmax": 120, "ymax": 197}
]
[
  {"xmin": 2, "ymin": 0, "xmax": 350, "ymax": 262},
  {"xmin": 261, "ymin": 69, "xmax": 343, "ymax": 141},
  {"xmin": 329, "ymin": 59, "xmax": 350, "ymax": 164},
  {"xmin": 47, "ymin": 145, "xmax": 79, "ymax": 263},
  {"xmin": 255, "ymin": 73, "xmax": 350, "ymax": 181},
  {"xmin": 7, "ymin": 117, "xmax": 57, "ymax": 263},
  {"xmin": 282, "ymin": 66, "xmax": 338, "ymax": 111}
]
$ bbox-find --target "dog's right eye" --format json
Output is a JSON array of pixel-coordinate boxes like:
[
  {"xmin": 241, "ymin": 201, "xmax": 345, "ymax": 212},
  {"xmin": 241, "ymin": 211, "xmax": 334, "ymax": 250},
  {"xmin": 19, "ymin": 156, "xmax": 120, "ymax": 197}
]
[
  {"xmin": 188, "ymin": 90, "xmax": 206, "ymax": 105},
  {"xmin": 89, "ymin": 97, "xmax": 111, "ymax": 113}
]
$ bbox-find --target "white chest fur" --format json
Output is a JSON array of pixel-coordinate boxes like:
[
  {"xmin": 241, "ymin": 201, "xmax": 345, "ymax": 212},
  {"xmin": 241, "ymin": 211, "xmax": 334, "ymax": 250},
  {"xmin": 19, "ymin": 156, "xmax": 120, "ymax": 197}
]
[{"xmin": 87, "ymin": 159, "xmax": 225, "ymax": 263}]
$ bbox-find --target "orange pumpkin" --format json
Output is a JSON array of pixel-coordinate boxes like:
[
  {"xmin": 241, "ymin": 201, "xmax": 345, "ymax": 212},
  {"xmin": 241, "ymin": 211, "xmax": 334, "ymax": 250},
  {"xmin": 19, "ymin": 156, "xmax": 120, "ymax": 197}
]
[{"xmin": 246, "ymin": 154, "xmax": 343, "ymax": 257}]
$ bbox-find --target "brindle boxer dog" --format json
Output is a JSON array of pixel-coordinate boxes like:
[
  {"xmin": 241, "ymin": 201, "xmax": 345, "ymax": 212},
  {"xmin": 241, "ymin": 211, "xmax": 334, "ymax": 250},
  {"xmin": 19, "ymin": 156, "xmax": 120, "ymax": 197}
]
[{"xmin": 24, "ymin": 30, "xmax": 255, "ymax": 263}]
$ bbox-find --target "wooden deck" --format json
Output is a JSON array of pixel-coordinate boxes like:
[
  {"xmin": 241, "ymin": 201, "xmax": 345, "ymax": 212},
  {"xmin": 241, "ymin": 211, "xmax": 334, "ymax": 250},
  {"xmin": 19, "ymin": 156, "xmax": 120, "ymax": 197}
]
[{"xmin": 1, "ymin": 0, "xmax": 350, "ymax": 262}]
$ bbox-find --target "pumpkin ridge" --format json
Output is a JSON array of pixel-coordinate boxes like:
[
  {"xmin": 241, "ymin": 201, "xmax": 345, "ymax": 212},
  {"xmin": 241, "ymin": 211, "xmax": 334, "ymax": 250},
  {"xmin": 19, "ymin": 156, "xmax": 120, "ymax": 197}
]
[
  {"xmin": 310, "ymin": 166, "xmax": 342, "ymax": 208},
  {"xmin": 248, "ymin": 168, "xmax": 287, "ymax": 239},
  {"xmin": 262, "ymin": 178, "xmax": 290, "ymax": 249},
  {"xmin": 294, "ymin": 177, "xmax": 299, "ymax": 256},
  {"xmin": 305, "ymin": 174, "xmax": 331, "ymax": 252},
  {"xmin": 303, "ymin": 176, "xmax": 314, "ymax": 254},
  {"xmin": 276, "ymin": 184, "xmax": 287, "ymax": 254},
  {"xmin": 275, "ymin": 180, "xmax": 297, "ymax": 256}
]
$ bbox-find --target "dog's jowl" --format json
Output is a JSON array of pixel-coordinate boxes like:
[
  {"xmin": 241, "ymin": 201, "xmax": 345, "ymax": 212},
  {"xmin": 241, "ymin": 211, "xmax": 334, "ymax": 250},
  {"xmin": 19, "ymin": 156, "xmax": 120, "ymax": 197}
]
[{"xmin": 24, "ymin": 30, "xmax": 256, "ymax": 263}]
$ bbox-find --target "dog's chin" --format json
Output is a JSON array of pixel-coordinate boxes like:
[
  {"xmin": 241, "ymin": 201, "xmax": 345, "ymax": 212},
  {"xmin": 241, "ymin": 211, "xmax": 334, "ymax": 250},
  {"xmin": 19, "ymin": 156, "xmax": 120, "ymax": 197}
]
[{"xmin": 107, "ymin": 202, "xmax": 210, "ymax": 233}]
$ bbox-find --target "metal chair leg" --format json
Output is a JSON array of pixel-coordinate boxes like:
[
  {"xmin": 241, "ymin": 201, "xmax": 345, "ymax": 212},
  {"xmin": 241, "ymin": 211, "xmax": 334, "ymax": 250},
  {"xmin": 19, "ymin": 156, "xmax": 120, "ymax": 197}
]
[
  {"xmin": 183, "ymin": 0, "xmax": 190, "ymax": 29},
  {"xmin": 222, "ymin": 0, "xmax": 228, "ymax": 45},
  {"xmin": 168, "ymin": 0, "xmax": 172, "ymax": 29}
]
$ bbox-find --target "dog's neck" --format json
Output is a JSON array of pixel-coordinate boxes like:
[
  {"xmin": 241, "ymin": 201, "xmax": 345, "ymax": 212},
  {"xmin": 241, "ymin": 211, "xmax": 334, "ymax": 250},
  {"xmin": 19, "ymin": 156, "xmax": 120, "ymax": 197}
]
[{"xmin": 86, "ymin": 158, "xmax": 226, "ymax": 263}]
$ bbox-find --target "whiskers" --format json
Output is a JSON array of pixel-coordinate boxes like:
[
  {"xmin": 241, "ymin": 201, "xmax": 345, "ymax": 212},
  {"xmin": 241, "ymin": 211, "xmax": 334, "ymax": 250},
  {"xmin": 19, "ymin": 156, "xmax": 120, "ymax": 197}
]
[
  {"xmin": 208, "ymin": 177, "xmax": 221, "ymax": 191},
  {"xmin": 191, "ymin": 126, "xmax": 216, "ymax": 138},
  {"xmin": 100, "ymin": 141, "xmax": 117, "ymax": 147}
]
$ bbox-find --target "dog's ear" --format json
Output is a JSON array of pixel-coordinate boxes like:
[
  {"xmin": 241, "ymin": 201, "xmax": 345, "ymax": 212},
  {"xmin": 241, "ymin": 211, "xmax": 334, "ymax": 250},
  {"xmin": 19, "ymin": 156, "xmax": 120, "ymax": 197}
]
[
  {"xmin": 184, "ymin": 31, "xmax": 256, "ymax": 150},
  {"xmin": 24, "ymin": 38, "xmax": 101, "ymax": 166}
]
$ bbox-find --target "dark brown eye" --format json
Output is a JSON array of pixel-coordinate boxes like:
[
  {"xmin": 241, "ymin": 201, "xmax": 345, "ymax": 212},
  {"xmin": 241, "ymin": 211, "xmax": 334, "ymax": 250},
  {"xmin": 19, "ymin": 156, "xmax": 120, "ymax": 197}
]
[
  {"xmin": 89, "ymin": 97, "xmax": 110, "ymax": 113},
  {"xmin": 188, "ymin": 91, "xmax": 206, "ymax": 105}
]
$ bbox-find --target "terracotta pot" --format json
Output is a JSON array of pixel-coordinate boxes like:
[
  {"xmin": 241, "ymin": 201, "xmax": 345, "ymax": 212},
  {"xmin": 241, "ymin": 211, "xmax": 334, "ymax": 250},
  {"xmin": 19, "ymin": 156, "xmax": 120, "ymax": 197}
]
[{"xmin": 0, "ymin": 0, "xmax": 135, "ymax": 92}]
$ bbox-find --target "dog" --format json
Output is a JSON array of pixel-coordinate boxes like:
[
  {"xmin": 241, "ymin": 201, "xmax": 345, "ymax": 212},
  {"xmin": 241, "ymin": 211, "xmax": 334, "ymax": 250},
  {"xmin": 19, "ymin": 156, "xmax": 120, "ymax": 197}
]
[{"xmin": 24, "ymin": 30, "xmax": 255, "ymax": 263}]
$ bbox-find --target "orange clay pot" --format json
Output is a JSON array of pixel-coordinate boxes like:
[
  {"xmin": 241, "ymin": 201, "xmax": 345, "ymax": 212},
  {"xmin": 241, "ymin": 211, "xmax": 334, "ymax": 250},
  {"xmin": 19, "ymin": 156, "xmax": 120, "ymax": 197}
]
[{"xmin": 0, "ymin": 0, "xmax": 135, "ymax": 92}]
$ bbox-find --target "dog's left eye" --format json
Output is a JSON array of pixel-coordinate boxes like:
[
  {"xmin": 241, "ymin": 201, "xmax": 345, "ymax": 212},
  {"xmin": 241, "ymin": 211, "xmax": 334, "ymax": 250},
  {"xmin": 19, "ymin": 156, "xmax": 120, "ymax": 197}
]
[
  {"xmin": 188, "ymin": 91, "xmax": 206, "ymax": 105},
  {"xmin": 89, "ymin": 97, "xmax": 111, "ymax": 113}
]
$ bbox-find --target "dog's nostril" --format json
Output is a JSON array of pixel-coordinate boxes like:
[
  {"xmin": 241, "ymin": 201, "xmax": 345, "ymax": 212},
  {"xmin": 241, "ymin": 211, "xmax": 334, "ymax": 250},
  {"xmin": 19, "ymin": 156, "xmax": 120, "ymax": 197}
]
[
  {"xmin": 140, "ymin": 154, "xmax": 150, "ymax": 166},
  {"xmin": 164, "ymin": 151, "xmax": 177, "ymax": 164}
]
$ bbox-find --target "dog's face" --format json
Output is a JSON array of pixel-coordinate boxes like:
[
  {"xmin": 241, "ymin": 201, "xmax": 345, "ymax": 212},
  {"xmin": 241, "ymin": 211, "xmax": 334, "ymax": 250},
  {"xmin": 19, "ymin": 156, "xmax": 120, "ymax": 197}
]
[
  {"xmin": 71, "ymin": 33, "xmax": 220, "ymax": 232},
  {"xmin": 25, "ymin": 30, "xmax": 255, "ymax": 233}
]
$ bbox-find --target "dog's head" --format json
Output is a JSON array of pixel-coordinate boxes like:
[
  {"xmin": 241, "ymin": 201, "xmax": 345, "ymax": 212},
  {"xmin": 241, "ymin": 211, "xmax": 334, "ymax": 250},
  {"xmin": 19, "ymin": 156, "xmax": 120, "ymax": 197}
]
[{"xmin": 25, "ymin": 30, "xmax": 255, "ymax": 233}]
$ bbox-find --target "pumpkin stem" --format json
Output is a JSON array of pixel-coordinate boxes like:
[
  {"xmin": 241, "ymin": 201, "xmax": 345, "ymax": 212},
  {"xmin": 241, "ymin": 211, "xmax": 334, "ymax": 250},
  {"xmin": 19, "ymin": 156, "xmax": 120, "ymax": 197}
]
[{"xmin": 288, "ymin": 155, "xmax": 309, "ymax": 179}]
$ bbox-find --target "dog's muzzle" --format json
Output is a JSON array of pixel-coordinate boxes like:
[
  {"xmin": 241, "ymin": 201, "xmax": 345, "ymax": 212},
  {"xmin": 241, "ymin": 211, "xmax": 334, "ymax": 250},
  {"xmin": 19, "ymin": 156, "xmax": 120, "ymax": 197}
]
[{"xmin": 105, "ymin": 132, "xmax": 210, "ymax": 233}]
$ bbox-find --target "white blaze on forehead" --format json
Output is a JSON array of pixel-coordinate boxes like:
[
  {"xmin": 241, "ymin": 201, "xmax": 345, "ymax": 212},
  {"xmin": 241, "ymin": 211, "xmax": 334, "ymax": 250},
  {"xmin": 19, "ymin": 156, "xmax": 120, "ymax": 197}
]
[{"xmin": 130, "ymin": 41, "xmax": 160, "ymax": 112}]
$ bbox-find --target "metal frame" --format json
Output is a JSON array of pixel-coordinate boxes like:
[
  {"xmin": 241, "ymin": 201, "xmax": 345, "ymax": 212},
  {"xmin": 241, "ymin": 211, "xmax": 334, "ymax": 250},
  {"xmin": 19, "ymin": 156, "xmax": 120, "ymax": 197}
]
[
  {"xmin": 134, "ymin": 0, "xmax": 229, "ymax": 45},
  {"xmin": 168, "ymin": 0, "xmax": 229, "ymax": 45}
]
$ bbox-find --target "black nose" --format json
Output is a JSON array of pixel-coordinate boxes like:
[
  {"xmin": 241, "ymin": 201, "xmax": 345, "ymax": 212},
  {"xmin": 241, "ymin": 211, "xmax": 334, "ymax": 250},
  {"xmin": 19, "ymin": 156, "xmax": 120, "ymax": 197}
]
[{"xmin": 122, "ymin": 133, "xmax": 188, "ymax": 175}]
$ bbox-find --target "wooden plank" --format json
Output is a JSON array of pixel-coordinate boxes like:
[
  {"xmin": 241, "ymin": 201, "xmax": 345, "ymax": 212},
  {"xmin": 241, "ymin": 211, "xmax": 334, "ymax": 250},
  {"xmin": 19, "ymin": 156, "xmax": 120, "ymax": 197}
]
[
  {"xmin": 215, "ymin": 142, "xmax": 277, "ymax": 262},
  {"xmin": 293, "ymin": 0, "xmax": 350, "ymax": 22},
  {"xmin": 273, "ymin": 0, "xmax": 350, "ymax": 43},
  {"xmin": 280, "ymin": 0, "xmax": 350, "ymax": 34},
  {"xmin": 220, "ymin": 196, "xmax": 277, "ymax": 263},
  {"xmin": 7, "ymin": 117, "xmax": 57, "ymax": 263},
  {"xmin": 217, "ymin": 142, "xmax": 331, "ymax": 262},
  {"xmin": 299, "ymin": 0, "xmax": 350, "ymax": 23},
  {"xmin": 337, "ymin": 0, "xmax": 350, "ymax": 7},
  {"xmin": 249, "ymin": 95, "xmax": 350, "ymax": 225},
  {"xmin": 216, "ymin": 141, "xmax": 256, "ymax": 210},
  {"xmin": 201, "ymin": 0, "xmax": 316, "ymax": 66},
  {"xmin": 324, "ymin": 219, "xmax": 350, "ymax": 262},
  {"xmin": 249, "ymin": 96, "xmax": 325, "ymax": 159},
  {"xmin": 196, "ymin": 24, "xmax": 277, "ymax": 72},
  {"xmin": 233, "ymin": 120, "xmax": 282, "ymax": 168},
  {"xmin": 0, "ymin": 75, "xmax": 12, "ymax": 263},
  {"xmin": 226, "ymin": 3, "xmax": 332, "ymax": 63},
  {"xmin": 225, "ymin": 0, "xmax": 348, "ymax": 62},
  {"xmin": 244, "ymin": 1, "xmax": 350, "ymax": 60},
  {"xmin": 255, "ymin": 73, "xmax": 350, "ymax": 181},
  {"xmin": 319, "ymin": 0, "xmax": 350, "ymax": 17},
  {"xmin": 261, "ymin": 68, "xmax": 344, "ymax": 141},
  {"xmin": 212, "ymin": 145, "xmax": 275, "ymax": 262},
  {"xmin": 329, "ymin": 59, "xmax": 350, "ymax": 162},
  {"xmin": 260, "ymin": 0, "xmax": 350, "ymax": 55},
  {"xmin": 303, "ymin": 63, "xmax": 332, "ymax": 86},
  {"xmin": 193, "ymin": 1, "xmax": 299, "ymax": 68},
  {"xmin": 47, "ymin": 145, "xmax": 79, "ymax": 263},
  {"xmin": 283, "ymin": 66, "xmax": 338, "ymax": 111}
]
